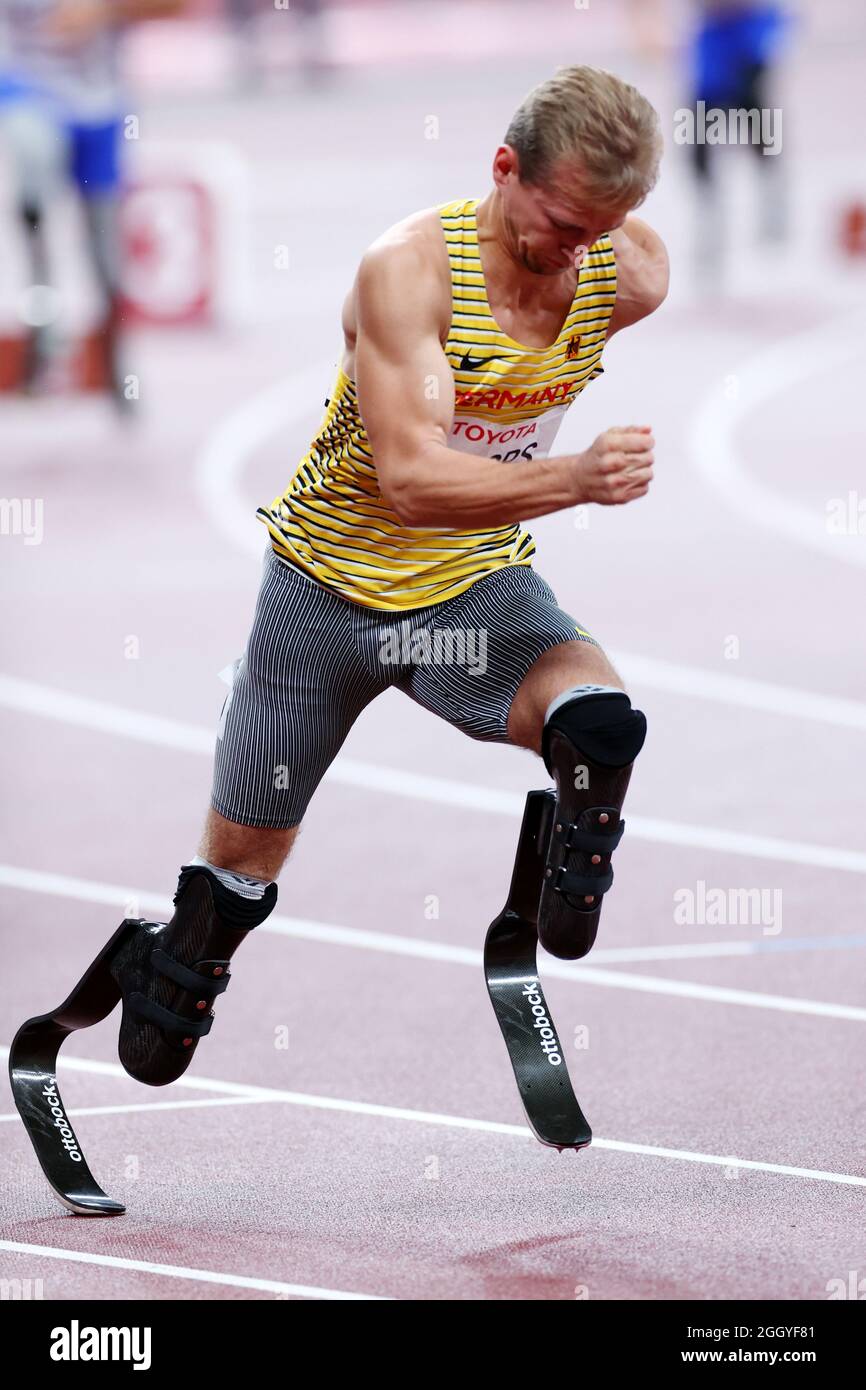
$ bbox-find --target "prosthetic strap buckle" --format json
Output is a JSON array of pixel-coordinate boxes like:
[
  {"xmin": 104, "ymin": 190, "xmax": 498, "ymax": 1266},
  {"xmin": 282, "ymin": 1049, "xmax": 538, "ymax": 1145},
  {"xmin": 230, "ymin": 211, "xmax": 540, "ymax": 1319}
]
[
  {"xmin": 127, "ymin": 947, "xmax": 233, "ymax": 1042},
  {"xmin": 151, "ymin": 948, "xmax": 232, "ymax": 996},
  {"xmin": 549, "ymin": 807, "xmax": 625, "ymax": 904},
  {"xmin": 128, "ymin": 994, "xmax": 215, "ymax": 1040},
  {"xmin": 551, "ymin": 864, "xmax": 614, "ymax": 901},
  {"xmin": 553, "ymin": 814, "xmax": 625, "ymax": 856}
]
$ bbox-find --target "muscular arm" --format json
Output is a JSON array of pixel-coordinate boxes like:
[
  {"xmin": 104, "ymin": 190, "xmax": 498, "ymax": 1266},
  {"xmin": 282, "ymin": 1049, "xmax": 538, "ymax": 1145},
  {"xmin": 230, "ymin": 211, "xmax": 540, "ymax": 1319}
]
[
  {"xmin": 606, "ymin": 216, "xmax": 670, "ymax": 340},
  {"xmin": 355, "ymin": 241, "xmax": 650, "ymax": 527}
]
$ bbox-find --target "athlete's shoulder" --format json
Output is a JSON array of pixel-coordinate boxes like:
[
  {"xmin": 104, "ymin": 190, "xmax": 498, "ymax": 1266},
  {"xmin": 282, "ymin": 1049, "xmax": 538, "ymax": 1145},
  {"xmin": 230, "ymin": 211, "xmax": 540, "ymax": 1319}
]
[
  {"xmin": 606, "ymin": 216, "xmax": 670, "ymax": 338},
  {"xmin": 360, "ymin": 207, "xmax": 448, "ymax": 280},
  {"xmin": 355, "ymin": 207, "xmax": 451, "ymax": 333}
]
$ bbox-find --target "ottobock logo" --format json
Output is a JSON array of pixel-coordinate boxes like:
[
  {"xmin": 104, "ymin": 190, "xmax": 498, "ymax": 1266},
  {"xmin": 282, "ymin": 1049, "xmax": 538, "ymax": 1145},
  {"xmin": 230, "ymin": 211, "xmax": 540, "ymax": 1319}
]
[
  {"xmin": 522, "ymin": 981, "xmax": 562, "ymax": 1066},
  {"xmin": 42, "ymin": 1080, "xmax": 83, "ymax": 1163}
]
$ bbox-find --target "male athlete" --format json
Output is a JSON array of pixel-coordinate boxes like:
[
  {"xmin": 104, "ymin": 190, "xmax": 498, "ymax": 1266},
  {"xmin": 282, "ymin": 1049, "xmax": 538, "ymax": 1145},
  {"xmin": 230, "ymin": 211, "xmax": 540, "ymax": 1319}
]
[{"xmin": 20, "ymin": 68, "xmax": 670, "ymax": 1103}]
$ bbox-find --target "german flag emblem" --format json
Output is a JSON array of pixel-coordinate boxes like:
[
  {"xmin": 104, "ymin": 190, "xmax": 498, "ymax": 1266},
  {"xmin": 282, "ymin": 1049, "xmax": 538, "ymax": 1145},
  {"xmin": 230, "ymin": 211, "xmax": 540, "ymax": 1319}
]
[{"xmin": 565, "ymin": 335, "xmax": 582, "ymax": 360}]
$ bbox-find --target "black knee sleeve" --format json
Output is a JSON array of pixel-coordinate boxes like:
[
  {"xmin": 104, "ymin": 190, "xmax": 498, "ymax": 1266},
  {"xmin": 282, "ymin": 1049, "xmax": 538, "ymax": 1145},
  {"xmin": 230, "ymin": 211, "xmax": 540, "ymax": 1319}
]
[{"xmin": 542, "ymin": 685, "xmax": 647, "ymax": 776}]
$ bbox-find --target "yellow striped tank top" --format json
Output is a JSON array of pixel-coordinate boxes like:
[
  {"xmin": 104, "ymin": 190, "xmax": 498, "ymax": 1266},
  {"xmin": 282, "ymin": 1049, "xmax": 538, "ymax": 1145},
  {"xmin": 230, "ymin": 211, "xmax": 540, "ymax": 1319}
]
[{"xmin": 257, "ymin": 196, "xmax": 617, "ymax": 611}]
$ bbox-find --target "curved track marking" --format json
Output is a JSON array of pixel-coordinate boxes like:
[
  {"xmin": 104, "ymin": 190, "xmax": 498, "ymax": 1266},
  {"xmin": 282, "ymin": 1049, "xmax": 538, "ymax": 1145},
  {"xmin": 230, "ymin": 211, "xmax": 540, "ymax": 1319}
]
[
  {"xmin": 689, "ymin": 309, "xmax": 866, "ymax": 568},
  {"xmin": 193, "ymin": 363, "xmax": 866, "ymax": 728},
  {"xmin": 192, "ymin": 359, "xmax": 334, "ymax": 560}
]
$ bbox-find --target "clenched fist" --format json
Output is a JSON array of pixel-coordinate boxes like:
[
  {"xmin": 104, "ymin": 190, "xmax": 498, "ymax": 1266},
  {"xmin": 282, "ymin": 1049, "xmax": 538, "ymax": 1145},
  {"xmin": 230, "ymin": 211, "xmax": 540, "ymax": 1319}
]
[{"xmin": 573, "ymin": 426, "xmax": 655, "ymax": 505}]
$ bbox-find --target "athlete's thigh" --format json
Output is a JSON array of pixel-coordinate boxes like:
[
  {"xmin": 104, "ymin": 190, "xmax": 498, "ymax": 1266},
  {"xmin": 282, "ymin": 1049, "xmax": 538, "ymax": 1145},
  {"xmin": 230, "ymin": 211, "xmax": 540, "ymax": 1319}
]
[
  {"xmin": 212, "ymin": 549, "xmax": 386, "ymax": 828},
  {"xmin": 401, "ymin": 565, "xmax": 598, "ymax": 743}
]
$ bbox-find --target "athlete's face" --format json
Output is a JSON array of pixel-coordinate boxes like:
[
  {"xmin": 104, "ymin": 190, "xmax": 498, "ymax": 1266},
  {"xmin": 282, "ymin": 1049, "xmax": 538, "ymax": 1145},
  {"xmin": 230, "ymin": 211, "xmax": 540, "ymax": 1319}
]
[{"xmin": 498, "ymin": 153, "xmax": 631, "ymax": 275}]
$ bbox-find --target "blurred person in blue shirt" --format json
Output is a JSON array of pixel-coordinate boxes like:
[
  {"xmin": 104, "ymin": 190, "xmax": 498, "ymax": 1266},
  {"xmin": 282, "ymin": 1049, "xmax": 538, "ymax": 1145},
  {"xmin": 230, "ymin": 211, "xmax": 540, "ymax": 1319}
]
[
  {"xmin": 688, "ymin": 2, "xmax": 792, "ymax": 279},
  {"xmin": 0, "ymin": 0, "xmax": 185, "ymax": 402},
  {"xmin": 633, "ymin": 1, "xmax": 793, "ymax": 281}
]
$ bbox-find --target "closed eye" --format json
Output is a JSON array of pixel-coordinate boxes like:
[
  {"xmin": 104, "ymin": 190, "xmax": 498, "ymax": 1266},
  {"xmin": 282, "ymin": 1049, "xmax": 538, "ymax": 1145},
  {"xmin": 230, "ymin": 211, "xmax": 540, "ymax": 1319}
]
[{"xmin": 547, "ymin": 212, "xmax": 584, "ymax": 237}]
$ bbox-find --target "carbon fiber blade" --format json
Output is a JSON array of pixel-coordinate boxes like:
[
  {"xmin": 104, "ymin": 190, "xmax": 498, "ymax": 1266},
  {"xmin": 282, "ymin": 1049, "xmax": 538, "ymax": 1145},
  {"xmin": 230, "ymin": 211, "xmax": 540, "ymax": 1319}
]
[
  {"xmin": 9, "ymin": 920, "xmax": 137, "ymax": 1215},
  {"xmin": 484, "ymin": 790, "xmax": 592, "ymax": 1150}
]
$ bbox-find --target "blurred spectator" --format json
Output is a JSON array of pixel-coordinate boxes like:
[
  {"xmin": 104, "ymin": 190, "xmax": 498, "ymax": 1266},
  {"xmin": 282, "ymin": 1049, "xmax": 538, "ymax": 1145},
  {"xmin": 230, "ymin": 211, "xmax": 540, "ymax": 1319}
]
[
  {"xmin": 632, "ymin": 1, "xmax": 792, "ymax": 282},
  {"xmin": 690, "ymin": 2, "xmax": 791, "ymax": 276},
  {"xmin": 224, "ymin": 0, "xmax": 331, "ymax": 88},
  {"xmin": 0, "ymin": 0, "xmax": 186, "ymax": 405}
]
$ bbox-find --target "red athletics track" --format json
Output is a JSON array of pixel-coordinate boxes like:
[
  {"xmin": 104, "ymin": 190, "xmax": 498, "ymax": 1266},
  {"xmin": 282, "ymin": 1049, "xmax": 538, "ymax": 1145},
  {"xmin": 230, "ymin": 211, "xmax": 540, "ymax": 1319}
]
[{"xmin": 1, "ymin": 5, "xmax": 865, "ymax": 1300}]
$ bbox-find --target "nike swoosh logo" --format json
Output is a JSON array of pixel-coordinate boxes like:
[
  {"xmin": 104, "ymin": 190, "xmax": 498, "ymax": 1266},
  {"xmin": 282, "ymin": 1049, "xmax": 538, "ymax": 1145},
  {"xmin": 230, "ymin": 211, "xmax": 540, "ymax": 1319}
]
[{"xmin": 459, "ymin": 352, "xmax": 503, "ymax": 371}]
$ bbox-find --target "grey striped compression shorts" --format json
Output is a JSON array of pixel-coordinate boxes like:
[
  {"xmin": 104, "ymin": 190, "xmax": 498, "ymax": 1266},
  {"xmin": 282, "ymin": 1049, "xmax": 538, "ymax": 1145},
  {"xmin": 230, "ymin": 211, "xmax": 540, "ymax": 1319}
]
[{"xmin": 211, "ymin": 546, "xmax": 597, "ymax": 828}]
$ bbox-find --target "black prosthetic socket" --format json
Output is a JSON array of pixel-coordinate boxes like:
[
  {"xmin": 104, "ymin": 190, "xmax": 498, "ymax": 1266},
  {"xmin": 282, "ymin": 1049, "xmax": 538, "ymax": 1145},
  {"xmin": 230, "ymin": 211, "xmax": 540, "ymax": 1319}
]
[
  {"xmin": 542, "ymin": 689, "xmax": 646, "ymax": 775},
  {"xmin": 538, "ymin": 689, "xmax": 646, "ymax": 960},
  {"xmin": 110, "ymin": 866, "xmax": 277, "ymax": 1087}
]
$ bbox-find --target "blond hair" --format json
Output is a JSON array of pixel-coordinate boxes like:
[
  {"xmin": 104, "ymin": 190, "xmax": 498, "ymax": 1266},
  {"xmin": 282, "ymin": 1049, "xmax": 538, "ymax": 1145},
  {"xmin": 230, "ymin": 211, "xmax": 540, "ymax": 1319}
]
[{"xmin": 504, "ymin": 66, "xmax": 662, "ymax": 207}]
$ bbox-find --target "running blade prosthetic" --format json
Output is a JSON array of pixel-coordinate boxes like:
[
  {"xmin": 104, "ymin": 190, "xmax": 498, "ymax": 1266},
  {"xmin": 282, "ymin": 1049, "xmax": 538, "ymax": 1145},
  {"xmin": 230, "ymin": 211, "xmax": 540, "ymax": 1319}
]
[
  {"xmin": 9, "ymin": 921, "xmax": 135, "ymax": 1214},
  {"xmin": 484, "ymin": 789, "xmax": 592, "ymax": 1150},
  {"xmin": 10, "ymin": 867, "xmax": 276, "ymax": 1214}
]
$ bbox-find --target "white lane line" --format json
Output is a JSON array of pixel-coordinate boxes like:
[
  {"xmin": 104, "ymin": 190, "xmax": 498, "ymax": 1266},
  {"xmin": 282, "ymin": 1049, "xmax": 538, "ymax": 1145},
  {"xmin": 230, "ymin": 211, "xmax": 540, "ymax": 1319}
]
[
  {"xmin": 3, "ymin": 864, "xmax": 865, "ymax": 1021},
  {"xmin": 0, "ymin": 1096, "xmax": 277, "ymax": 1123},
  {"xmin": 0, "ymin": 1240, "xmax": 388, "ymax": 1301},
  {"xmin": 610, "ymin": 813, "xmax": 866, "ymax": 875},
  {"xmin": 193, "ymin": 363, "xmax": 866, "ymax": 734},
  {"xmin": 689, "ymin": 309, "xmax": 866, "ymax": 569},
  {"xmin": 1, "ymin": 1048, "xmax": 863, "ymax": 1189},
  {"xmin": 614, "ymin": 651, "xmax": 866, "ymax": 733},
  {"xmin": 558, "ymin": 966, "xmax": 866, "ymax": 1021},
  {"xmin": 590, "ymin": 1139, "xmax": 866, "ymax": 1187},
  {"xmin": 0, "ymin": 675, "xmax": 213, "ymax": 755},
  {"xmin": 1, "ymin": 675, "xmax": 864, "ymax": 874},
  {"xmin": 335, "ymin": 758, "xmax": 866, "ymax": 872},
  {"xmin": 576, "ymin": 934, "xmax": 866, "ymax": 962}
]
